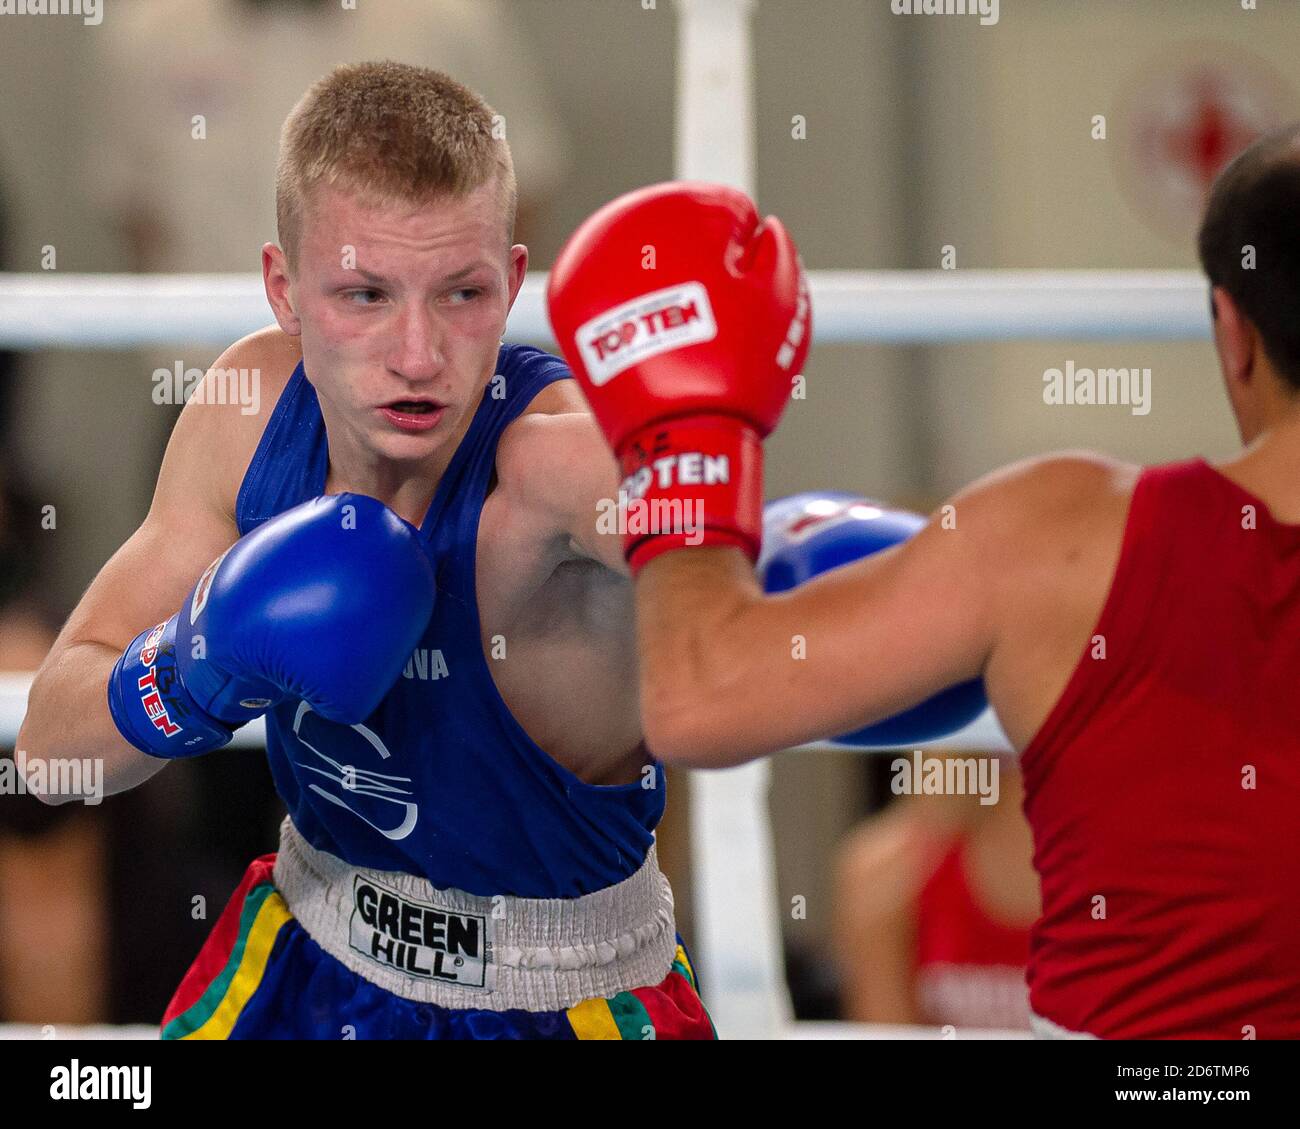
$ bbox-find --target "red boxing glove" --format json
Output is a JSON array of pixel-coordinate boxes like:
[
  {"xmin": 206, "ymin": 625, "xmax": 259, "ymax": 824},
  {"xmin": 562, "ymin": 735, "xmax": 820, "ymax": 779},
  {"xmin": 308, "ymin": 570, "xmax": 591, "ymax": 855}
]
[{"xmin": 546, "ymin": 181, "xmax": 810, "ymax": 573}]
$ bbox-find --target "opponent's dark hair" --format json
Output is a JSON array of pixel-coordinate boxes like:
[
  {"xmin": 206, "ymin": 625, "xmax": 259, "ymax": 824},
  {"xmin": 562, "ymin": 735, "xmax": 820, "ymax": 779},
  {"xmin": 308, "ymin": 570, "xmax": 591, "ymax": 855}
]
[{"xmin": 1198, "ymin": 122, "xmax": 1300, "ymax": 391}]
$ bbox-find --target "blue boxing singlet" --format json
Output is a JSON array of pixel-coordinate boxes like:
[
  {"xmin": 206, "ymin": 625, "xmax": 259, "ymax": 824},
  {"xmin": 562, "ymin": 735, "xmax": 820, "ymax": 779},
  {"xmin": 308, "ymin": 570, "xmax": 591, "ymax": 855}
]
[{"xmin": 234, "ymin": 344, "xmax": 664, "ymax": 898}]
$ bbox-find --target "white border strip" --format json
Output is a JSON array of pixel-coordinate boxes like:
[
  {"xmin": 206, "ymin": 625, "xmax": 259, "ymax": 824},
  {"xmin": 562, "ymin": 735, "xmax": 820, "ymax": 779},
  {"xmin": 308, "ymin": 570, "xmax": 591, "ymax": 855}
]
[{"xmin": 0, "ymin": 269, "xmax": 1211, "ymax": 349}]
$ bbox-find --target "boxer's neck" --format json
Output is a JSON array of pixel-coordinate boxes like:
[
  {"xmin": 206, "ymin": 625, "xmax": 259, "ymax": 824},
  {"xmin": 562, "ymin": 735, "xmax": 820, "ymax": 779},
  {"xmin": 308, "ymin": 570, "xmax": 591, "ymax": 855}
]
[
  {"xmin": 321, "ymin": 400, "xmax": 478, "ymax": 531},
  {"xmin": 1218, "ymin": 402, "xmax": 1300, "ymax": 524}
]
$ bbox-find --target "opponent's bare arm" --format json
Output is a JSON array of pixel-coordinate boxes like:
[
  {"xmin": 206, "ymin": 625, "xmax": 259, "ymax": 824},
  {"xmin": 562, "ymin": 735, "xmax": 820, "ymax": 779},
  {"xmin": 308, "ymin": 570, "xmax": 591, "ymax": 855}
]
[
  {"xmin": 636, "ymin": 455, "xmax": 1124, "ymax": 767},
  {"xmin": 18, "ymin": 329, "xmax": 294, "ymax": 800}
]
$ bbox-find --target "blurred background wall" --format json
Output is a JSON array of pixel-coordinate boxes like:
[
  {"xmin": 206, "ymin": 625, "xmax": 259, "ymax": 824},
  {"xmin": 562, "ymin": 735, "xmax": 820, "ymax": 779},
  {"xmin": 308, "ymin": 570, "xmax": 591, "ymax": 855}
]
[{"xmin": 0, "ymin": 0, "xmax": 1296, "ymax": 1022}]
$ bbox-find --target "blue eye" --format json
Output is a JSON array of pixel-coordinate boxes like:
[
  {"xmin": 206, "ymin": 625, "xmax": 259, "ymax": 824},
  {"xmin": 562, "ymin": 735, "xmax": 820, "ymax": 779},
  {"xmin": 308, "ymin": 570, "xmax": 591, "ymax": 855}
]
[
  {"xmin": 449, "ymin": 288, "xmax": 480, "ymax": 304},
  {"xmin": 344, "ymin": 289, "xmax": 384, "ymax": 306}
]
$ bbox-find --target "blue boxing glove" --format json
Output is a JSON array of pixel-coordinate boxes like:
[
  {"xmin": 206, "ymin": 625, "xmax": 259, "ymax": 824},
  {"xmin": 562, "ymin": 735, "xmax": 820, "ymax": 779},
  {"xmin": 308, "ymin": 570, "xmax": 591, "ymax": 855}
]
[
  {"xmin": 759, "ymin": 492, "xmax": 987, "ymax": 746},
  {"xmin": 108, "ymin": 493, "xmax": 436, "ymax": 758}
]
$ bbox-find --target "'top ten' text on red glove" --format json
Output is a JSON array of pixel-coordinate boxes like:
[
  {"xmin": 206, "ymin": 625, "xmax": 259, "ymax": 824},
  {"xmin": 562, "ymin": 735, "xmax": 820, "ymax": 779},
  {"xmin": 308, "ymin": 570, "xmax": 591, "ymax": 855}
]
[{"xmin": 546, "ymin": 181, "xmax": 811, "ymax": 574}]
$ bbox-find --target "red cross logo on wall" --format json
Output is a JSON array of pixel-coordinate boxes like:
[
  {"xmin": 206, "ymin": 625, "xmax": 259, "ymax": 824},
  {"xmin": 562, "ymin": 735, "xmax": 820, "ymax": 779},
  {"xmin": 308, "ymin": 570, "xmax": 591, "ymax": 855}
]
[
  {"xmin": 1156, "ymin": 72, "xmax": 1262, "ymax": 193},
  {"xmin": 1119, "ymin": 52, "xmax": 1291, "ymax": 241}
]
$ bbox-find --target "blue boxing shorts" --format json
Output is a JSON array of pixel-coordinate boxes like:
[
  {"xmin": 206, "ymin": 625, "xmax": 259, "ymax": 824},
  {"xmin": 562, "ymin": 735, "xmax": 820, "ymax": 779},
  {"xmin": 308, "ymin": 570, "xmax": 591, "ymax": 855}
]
[{"xmin": 161, "ymin": 818, "xmax": 714, "ymax": 1040}]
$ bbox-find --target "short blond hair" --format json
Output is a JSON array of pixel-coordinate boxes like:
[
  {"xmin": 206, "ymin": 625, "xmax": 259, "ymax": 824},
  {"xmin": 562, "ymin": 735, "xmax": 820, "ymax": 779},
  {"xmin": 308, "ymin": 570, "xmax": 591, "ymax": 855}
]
[{"xmin": 276, "ymin": 60, "xmax": 518, "ymax": 268}]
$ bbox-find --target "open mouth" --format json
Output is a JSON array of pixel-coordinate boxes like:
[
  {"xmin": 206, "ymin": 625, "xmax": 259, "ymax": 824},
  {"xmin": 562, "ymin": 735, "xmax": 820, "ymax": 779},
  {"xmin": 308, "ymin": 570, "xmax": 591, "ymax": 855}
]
[
  {"xmin": 384, "ymin": 399, "xmax": 443, "ymax": 415},
  {"xmin": 379, "ymin": 399, "xmax": 447, "ymax": 431}
]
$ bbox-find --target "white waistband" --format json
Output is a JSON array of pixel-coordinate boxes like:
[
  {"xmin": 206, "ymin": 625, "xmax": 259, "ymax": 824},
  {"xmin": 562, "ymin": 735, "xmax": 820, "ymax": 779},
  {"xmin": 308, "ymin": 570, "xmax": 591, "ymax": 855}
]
[{"xmin": 271, "ymin": 817, "xmax": 678, "ymax": 1012}]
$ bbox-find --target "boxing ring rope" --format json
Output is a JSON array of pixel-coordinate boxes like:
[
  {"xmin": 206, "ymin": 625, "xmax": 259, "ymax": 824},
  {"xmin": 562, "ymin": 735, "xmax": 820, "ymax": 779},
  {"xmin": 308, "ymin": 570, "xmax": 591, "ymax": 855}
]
[
  {"xmin": 0, "ymin": 269, "xmax": 1212, "ymax": 349},
  {"xmin": 0, "ymin": 0, "xmax": 1205, "ymax": 1040},
  {"xmin": 0, "ymin": 676, "xmax": 1011, "ymax": 753}
]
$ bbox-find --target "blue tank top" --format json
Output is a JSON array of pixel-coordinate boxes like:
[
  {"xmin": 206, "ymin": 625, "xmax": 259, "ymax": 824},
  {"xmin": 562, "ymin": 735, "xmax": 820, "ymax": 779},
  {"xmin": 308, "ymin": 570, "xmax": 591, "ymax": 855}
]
[{"xmin": 236, "ymin": 344, "xmax": 664, "ymax": 898}]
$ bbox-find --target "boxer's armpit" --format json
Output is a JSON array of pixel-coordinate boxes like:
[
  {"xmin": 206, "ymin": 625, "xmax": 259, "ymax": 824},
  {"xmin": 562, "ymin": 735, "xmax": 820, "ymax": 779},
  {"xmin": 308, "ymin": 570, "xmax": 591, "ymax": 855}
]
[{"xmin": 496, "ymin": 411, "xmax": 628, "ymax": 574}]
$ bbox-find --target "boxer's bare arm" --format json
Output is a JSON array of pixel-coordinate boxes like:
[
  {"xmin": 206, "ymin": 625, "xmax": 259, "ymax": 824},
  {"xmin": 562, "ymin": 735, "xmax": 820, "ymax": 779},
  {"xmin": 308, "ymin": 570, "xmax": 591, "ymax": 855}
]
[
  {"xmin": 18, "ymin": 329, "xmax": 293, "ymax": 800},
  {"xmin": 495, "ymin": 407, "xmax": 630, "ymax": 575},
  {"xmin": 636, "ymin": 454, "xmax": 1129, "ymax": 766}
]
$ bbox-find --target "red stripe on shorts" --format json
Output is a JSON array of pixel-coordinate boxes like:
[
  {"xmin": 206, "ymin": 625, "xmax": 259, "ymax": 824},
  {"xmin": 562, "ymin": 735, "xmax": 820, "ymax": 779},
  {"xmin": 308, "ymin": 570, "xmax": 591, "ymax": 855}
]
[{"xmin": 161, "ymin": 853, "xmax": 278, "ymax": 1028}]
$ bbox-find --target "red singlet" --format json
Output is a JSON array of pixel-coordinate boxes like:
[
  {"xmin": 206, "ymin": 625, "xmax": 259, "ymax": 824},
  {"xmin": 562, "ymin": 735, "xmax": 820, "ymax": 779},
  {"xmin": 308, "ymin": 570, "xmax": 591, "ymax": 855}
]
[
  {"xmin": 915, "ymin": 838, "xmax": 1031, "ymax": 1030},
  {"xmin": 1021, "ymin": 459, "xmax": 1300, "ymax": 1038}
]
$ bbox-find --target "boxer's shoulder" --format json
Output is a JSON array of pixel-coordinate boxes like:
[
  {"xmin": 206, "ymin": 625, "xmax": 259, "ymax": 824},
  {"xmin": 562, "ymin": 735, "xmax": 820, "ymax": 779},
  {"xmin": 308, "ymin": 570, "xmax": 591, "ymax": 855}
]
[
  {"xmin": 969, "ymin": 453, "xmax": 1141, "ymax": 644},
  {"xmin": 963, "ymin": 453, "xmax": 1143, "ymax": 744},
  {"xmin": 497, "ymin": 406, "xmax": 605, "ymax": 485},
  {"xmin": 953, "ymin": 451, "xmax": 1140, "ymax": 554},
  {"xmin": 516, "ymin": 374, "xmax": 590, "ymax": 418},
  {"xmin": 167, "ymin": 325, "xmax": 302, "ymax": 523},
  {"xmin": 494, "ymin": 387, "xmax": 614, "ymax": 544},
  {"xmin": 478, "ymin": 399, "xmax": 625, "ymax": 641},
  {"xmin": 493, "ymin": 375, "xmax": 591, "ymax": 502},
  {"xmin": 210, "ymin": 323, "xmax": 302, "ymax": 407}
]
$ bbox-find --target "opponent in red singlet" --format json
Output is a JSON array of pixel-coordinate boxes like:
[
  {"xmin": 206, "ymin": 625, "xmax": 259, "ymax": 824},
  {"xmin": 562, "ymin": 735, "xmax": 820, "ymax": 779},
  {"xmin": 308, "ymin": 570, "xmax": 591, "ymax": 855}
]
[
  {"xmin": 1021, "ymin": 459, "xmax": 1300, "ymax": 1038},
  {"xmin": 547, "ymin": 125, "xmax": 1300, "ymax": 1041}
]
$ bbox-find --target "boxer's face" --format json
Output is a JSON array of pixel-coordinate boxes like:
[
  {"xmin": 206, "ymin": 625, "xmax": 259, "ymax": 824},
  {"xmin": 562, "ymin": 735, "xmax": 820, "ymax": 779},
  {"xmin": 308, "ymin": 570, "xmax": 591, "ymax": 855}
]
[{"xmin": 282, "ymin": 178, "xmax": 526, "ymax": 466}]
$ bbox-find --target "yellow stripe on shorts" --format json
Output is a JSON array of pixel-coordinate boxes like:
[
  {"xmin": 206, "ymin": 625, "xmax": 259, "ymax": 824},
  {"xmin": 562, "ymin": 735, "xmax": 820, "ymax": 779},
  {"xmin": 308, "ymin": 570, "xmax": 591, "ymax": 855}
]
[
  {"xmin": 181, "ymin": 890, "xmax": 293, "ymax": 1040},
  {"xmin": 565, "ymin": 996, "xmax": 624, "ymax": 1040}
]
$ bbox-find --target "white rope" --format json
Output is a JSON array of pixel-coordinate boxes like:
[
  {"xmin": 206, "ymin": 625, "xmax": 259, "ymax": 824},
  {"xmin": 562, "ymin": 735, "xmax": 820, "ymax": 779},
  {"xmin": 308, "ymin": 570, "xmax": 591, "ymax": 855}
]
[
  {"xmin": 0, "ymin": 673, "xmax": 266, "ymax": 750},
  {"xmin": 812, "ymin": 269, "xmax": 1210, "ymax": 342},
  {"xmin": 0, "ymin": 672, "xmax": 1002, "ymax": 754},
  {"xmin": 0, "ymin": 269, "xmax": 1211, "ymax": 349}
]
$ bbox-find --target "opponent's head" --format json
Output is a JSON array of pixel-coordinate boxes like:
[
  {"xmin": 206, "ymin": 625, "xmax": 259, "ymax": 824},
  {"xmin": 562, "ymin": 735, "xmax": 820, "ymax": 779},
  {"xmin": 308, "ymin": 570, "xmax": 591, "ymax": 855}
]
[
  {"xmin": 1198, "ymin": 122, "xmax": 1300, "ymax": 444},
  {"xmin": 263, "ymin": 61, "xmax": 526, "ymax": 465}
]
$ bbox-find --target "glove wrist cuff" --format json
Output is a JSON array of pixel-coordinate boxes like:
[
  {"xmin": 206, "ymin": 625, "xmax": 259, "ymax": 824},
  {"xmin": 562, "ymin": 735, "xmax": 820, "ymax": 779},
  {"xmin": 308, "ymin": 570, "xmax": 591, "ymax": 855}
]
[
  {"xmin": 617, "ymin": 415, "xmax": 764, "ymax": 576},
  {"xmin": 108, "ymin": 615, "xmax": 234, "ymax": 758}
]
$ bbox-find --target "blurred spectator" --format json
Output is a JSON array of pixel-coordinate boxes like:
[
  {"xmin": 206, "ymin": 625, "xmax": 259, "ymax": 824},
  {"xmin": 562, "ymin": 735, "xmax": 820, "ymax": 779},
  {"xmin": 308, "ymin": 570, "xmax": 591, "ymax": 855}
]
[
  {"xmin": 0, "ymin": 473, "xmax": 108, "ymax": 1025},
  {"xmin": 833, "ymin": 753, "xmax": 1037, "ymax": 1032},
  {"xmin": 0, "ymin": 139, "xmax": 108, "ymax": 1023},
  {"xmin": 0, "ymin": 164, "xmax": 17, "ymax": 436}
]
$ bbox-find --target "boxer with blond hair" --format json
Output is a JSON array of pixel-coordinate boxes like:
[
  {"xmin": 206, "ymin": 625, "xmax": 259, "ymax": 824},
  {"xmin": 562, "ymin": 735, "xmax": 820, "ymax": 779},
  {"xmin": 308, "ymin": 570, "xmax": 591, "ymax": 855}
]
[{"xmin": 21, "ymin": 62, "xmax": 712, "ymax": 1040}]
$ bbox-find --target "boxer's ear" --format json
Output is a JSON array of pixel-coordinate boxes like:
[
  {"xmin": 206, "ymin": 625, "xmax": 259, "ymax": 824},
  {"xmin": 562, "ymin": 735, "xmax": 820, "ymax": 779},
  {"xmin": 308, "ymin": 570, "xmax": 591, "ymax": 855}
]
[
  {"xmin": 262, "ymin": 243, "xmax": 302, "ymax": 337},
  {"xmin": 504, "ymin": 243, "xmax": 530, "ymax": 314},
  {"xmin": 1210, "ymin": 286, "xmax": 1254, "ymax": 389}
]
